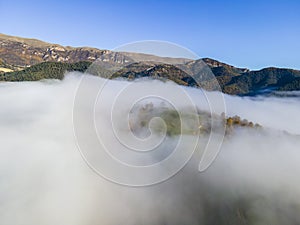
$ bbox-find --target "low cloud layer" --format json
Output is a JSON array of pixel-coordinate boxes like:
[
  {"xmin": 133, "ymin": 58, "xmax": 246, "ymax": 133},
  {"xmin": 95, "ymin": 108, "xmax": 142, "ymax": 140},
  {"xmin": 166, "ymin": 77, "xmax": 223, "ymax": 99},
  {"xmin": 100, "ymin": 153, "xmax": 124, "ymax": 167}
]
[{"xmin": 0, "ymin": 73, "xmax": 300, "ymax": 225}]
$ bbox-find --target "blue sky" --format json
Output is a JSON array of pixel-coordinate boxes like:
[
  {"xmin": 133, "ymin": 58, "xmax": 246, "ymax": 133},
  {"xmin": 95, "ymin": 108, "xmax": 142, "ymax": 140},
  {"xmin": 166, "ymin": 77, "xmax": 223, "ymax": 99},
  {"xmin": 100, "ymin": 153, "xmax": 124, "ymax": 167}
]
[{"xmin": 1, "ymin": 0, "xmax": 300, "ymax": 69}]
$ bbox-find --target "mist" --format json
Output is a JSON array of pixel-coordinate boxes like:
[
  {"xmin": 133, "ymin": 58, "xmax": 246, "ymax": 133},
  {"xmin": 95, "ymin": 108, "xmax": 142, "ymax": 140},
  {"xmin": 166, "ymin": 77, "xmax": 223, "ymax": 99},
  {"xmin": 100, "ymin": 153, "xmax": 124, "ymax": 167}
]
[{"xmin": 0, "ymin": 72, "xmax": 300, "ymax": 225}]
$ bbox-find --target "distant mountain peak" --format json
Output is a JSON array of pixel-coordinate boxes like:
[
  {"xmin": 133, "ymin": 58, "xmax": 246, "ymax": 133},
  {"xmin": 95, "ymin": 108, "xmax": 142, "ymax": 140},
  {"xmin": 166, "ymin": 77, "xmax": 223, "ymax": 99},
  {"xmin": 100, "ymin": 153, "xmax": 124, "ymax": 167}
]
[{"xmin": 201, "ymin": 58, "xmax": 249, "ymax": 72}]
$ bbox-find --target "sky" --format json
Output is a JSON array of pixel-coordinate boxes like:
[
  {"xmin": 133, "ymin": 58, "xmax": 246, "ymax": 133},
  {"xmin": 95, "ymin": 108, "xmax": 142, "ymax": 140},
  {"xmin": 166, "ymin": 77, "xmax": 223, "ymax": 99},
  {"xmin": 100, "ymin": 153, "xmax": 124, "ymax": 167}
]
[{"xmin": 1, "ymin": 0, "xmax": 300, "ymax": 70}]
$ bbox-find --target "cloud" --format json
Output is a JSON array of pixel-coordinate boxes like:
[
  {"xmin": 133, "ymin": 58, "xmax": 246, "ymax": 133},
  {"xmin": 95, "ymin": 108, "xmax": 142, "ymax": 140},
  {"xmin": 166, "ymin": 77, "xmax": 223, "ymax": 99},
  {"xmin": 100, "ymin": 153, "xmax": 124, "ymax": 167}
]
[{"xmin": 0, "ymin": 73, "xmax": 300, "ymax": 225}]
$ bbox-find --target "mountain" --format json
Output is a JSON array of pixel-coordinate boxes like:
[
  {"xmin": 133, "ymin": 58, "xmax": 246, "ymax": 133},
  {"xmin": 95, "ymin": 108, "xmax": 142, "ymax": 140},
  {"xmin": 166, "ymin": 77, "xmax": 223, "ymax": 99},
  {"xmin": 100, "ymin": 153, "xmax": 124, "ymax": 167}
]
[
  {"xmin": 1, "ymin": 33, "xmax": 300, "ymax": 95},
  {"xmin": 0, "ymin": 33, "xmax": 112, "ymax": 69},
  {"xmin": 223, "ymin": 67, "xmax": 300, "ymax": 95},
  {"xmin": 0, "ymin": 33, "xmax": 189, "ymax": 69}
]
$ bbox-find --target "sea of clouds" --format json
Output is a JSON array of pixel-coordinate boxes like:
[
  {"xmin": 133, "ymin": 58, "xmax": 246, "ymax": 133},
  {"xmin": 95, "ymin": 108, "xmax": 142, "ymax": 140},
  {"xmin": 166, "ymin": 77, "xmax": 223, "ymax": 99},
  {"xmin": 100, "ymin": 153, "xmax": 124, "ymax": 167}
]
[{"xmin": 0, "ymin": 72, "xmax": 300, "ymax": 225}]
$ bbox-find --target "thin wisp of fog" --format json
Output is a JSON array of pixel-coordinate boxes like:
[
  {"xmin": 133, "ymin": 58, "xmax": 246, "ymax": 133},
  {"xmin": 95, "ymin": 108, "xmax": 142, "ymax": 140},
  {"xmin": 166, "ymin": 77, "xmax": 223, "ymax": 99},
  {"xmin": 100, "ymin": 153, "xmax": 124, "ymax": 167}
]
[{"xmin": 1, "ymin": 73, "xmax": 300, "ymax": 225}]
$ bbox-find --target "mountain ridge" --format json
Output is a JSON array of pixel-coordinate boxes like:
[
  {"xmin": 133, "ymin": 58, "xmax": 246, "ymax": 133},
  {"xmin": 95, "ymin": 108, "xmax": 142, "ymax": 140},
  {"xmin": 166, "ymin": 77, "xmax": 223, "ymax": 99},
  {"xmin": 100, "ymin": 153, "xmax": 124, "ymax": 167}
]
[{"xmin": 1, "ymin": 33, "xmax": 300, "ymax": 95}]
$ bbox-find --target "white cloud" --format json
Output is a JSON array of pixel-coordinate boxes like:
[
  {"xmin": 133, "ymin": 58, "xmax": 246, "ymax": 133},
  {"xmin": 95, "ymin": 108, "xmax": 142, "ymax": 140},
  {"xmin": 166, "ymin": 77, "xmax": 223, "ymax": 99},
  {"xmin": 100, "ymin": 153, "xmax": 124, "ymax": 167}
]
[{"xmin": 0, "ymin": 73, "xmax": 300, "ymax": 224}]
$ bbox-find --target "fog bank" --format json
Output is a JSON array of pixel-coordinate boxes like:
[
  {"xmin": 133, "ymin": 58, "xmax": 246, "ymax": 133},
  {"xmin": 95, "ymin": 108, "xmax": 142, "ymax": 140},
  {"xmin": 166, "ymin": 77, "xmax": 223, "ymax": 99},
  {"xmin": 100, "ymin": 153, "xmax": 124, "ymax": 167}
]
[{"xmin": 0, "ymin": 73, "xmax": 300, "ymax": 225}]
